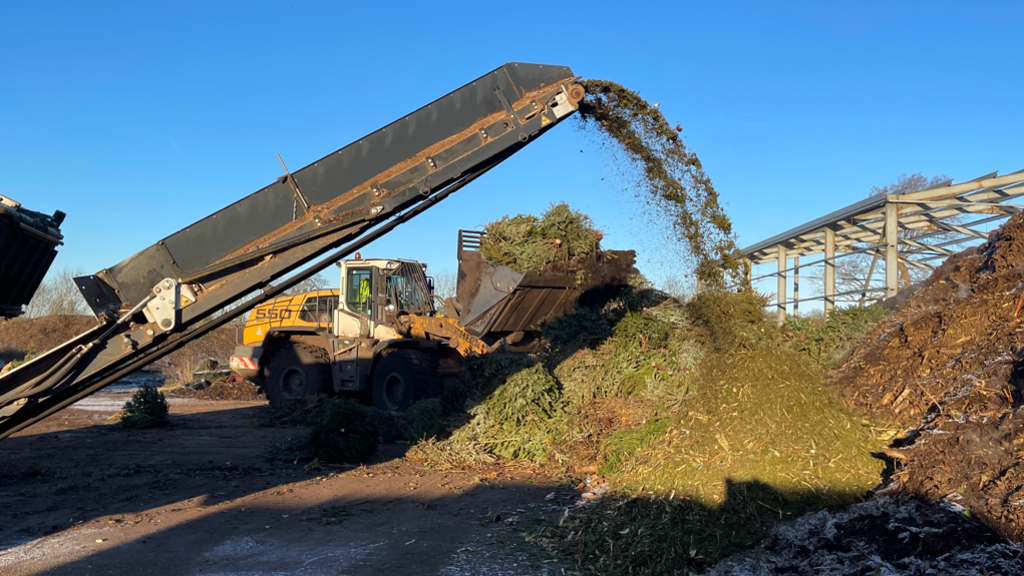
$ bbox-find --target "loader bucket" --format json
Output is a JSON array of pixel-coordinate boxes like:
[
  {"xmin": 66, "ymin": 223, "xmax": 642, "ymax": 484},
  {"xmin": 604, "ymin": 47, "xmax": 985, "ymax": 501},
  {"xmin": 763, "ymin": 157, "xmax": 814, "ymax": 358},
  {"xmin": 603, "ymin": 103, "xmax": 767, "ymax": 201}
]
[
  {"xmin": 0, "ymin": 198, "xmax": 65, "ymax": 318},
  {"xmin": 454, "ymin": 231, "xmax": 578, "ymax": 338},
  {"xmin": 453, "ymin": 230, "xmax": 637, "ymax": 339}
]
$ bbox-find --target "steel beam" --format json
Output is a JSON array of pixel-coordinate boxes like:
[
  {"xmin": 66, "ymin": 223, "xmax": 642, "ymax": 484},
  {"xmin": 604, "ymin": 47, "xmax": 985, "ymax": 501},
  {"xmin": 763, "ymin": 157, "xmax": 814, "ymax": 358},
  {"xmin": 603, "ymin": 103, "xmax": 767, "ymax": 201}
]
[
  {"xmin": 777, "ymin": 244, "xmax": 786, "ymax": 325},
  {"xmin": 897, "ymin": 236, "xmax": 955, "ymax": 257},
  {"xmin": 921, "ymin": 214, "xmax": 989, "ymax": 239},
  {"xmin": 793, "ymin": 255, "xmax": 800, "ymax": 315},
  {"xmin": 885, "ymin": 202, "xmax": 899, "ymax": 298},
  {"xmin": 824, "ymin": 227, "xmax": 835, "ymax": 315},
  {"xmin": 895, "ymin": 172, "xmax": 1024, "ymax": 202}
]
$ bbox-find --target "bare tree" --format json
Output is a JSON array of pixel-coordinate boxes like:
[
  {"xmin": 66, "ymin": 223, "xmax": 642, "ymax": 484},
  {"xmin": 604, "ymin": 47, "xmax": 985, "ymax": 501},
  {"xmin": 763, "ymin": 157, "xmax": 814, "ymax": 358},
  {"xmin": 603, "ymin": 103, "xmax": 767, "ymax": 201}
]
[
  {"xmin": 431, "ymin": 269, "xmax": 458, "ymax": 316},
  {"xmin": 158, "ymin": 327, "xmax": 238, "ymax": 384},
  {"xmin": 25, "ymin": 267, "xmax": 88, "ymax": 317},
  {"xmin": 285, "ymin": 273, "xmax": 331, "ymax": 296},
  {"xmin": 657, "ymin": 274, "xmax": 693, "ymax": 299}
]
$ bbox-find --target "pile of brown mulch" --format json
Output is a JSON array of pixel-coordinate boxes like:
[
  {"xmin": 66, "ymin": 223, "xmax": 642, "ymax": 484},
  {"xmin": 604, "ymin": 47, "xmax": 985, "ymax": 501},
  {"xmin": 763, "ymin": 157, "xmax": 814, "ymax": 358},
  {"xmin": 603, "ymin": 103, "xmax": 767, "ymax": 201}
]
[
  {"xmin": 0, "ymin": 315, "xmax": 98, "ymax": 362},
  {"xmin": 832, "ymin": 214, "xmax": 1024, "ymax": 427},
  {"xmin": 832, "ymin": 213, "xmax": 1024, "ymax": 543},
  {"xmin": 889, "ymin": 413, "xmax": 1024, "ymax": 542}
]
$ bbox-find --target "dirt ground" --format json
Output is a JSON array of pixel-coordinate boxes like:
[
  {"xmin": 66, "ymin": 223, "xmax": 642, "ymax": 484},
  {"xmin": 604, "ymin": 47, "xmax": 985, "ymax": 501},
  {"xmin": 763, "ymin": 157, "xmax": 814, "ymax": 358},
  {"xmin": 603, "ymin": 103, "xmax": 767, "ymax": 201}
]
[{"xmin": 0, "ymin": 391, "xmax": 572, "ymax": 576}]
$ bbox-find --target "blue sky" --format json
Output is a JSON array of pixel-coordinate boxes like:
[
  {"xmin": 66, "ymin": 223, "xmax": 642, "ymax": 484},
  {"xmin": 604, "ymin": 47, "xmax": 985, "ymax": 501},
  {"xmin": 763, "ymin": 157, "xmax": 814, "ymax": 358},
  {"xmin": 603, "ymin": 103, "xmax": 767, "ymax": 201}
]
[{"xmin": 3, "ymin": 1, "xmax": 1022, "ymax": 292}]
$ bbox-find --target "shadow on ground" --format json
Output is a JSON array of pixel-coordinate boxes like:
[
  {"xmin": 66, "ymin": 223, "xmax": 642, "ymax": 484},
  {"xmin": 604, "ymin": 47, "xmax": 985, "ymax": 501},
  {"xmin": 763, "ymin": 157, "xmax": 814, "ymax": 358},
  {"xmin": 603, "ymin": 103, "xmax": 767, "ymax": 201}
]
[
  {"xmin": 13, "ymin": 472, "xmax": 565, "ymax": 576},
  {"xmin": 547, "ymin": 479, "xmax": 862, "ymax": 575},
  {"xmin": 0, "ymin": 402, "xmax": 567, "ymax": 575},
  {"xmin": 2, "ymin": 399, "xmax": 1020, "ymax": 576},
  {"xmin": 0, "ymin": 405, "xmax": 308, "ymax": 542}
]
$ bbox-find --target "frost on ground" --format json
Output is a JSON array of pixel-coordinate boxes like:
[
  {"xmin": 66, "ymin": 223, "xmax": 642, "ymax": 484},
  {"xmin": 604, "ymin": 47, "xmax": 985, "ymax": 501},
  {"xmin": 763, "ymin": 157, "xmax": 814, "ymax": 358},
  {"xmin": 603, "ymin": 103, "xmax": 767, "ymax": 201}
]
[
  {"xmin": 703, "ymin": 497, "xmax": 1023, "ymax": 576},
  {"xmin": 440, "ymin": 536, "xmax": 561, "ymax": 576},
  {"xmin": 0, "ymin": 528, "xmax": 108, "ymax": 568},
  {"xmin": 200, "ymin": 535, "xmax": 385, "ymax": 576}
]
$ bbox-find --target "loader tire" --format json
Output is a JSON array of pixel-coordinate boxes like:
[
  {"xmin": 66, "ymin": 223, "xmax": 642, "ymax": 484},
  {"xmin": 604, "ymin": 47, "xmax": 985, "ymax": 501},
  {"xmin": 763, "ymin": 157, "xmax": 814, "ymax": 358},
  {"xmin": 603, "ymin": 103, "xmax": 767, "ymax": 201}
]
[
  {"xmin": 371, "ymin": 349, "xmax": 439, "ymax": 413},
  {"xmin": 262, "ymin": 343, "xmax": 330, "ymax": 408}
]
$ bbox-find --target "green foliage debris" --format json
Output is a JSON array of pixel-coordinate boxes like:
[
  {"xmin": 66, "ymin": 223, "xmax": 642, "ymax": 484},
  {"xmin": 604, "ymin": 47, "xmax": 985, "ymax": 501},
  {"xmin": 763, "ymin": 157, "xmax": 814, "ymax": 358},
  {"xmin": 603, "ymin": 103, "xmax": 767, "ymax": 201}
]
[
  {"xmin": 119, "ymin": 385, "xmax": 170, "ymax": 429},
  {"xmin": 480, "ymin": 202, "xmax": 602, "ymax": 273},
  {"xmin": 261, "ymin": 396, "xmax": 379, "ymax": 464},
  {"xmin": 399, "ymin": 398, "xmax": 446, "ymax": 442},
  {"xmin": 307, "ymin": 399, "xmax": 379, "ymax": 463},
  {"xmin": 785, "ymin": 305, "xmax": 888, "ymax": 369},
  {"xmin": 452, "ymin": 363, "xmax": 565, "ymax": 461},
  {"xmin": 408, "ymin": 288, "xmax": 886, "ymax": 575},
  {"xmin": 554, "ymin": 302, "xmax": 701, "ymax": 405}
]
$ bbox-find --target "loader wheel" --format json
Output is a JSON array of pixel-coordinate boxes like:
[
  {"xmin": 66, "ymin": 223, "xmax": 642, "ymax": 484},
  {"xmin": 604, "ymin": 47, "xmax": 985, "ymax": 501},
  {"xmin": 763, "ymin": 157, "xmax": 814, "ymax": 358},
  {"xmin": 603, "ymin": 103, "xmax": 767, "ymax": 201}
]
[
  {"xmin": 263, "ymin": 343, "xmax": 329, "ymax": 408},
  {"xmin": 371, "ymin": 349, "xmax": 439, "ymax": 413}
]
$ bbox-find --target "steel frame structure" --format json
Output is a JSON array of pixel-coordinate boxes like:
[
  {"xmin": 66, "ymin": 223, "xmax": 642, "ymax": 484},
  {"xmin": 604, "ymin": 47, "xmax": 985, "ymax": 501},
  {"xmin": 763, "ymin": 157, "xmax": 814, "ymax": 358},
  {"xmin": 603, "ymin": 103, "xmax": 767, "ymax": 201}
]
[{"xmin": 741, "ymin": 171, "xmax": 1024, "ymax": 324}]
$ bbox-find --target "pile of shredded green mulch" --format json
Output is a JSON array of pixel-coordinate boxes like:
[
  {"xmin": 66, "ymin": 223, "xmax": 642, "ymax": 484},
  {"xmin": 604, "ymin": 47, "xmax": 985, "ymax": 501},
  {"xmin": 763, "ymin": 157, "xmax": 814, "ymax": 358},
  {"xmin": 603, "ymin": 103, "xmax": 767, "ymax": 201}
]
[
  {"xmin": 408, "ymin": 80, "xmax": 893, "ymax": 573},
  {"xmin": 480, "ymin": 202, "xmax": 603, "ymax": 274},
  {"xmin": 407, "ymin": 288, "xmax": 887, "ymax": 575}
]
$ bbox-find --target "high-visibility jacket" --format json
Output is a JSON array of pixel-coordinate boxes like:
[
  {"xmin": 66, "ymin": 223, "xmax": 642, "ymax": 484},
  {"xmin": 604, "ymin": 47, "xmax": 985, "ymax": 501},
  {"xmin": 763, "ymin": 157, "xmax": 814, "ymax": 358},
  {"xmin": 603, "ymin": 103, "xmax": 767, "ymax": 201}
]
[{"xmin": 358, "ymin": 279, "xmax": 370, "ymax": 310}]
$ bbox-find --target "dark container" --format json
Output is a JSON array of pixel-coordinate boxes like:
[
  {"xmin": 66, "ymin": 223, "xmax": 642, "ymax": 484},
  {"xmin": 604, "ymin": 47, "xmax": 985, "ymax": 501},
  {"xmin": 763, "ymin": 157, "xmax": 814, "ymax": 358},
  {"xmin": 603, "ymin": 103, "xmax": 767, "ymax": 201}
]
[{"xmin": 0, "ymin": 196, "xmax": 64, "ymax": 318}]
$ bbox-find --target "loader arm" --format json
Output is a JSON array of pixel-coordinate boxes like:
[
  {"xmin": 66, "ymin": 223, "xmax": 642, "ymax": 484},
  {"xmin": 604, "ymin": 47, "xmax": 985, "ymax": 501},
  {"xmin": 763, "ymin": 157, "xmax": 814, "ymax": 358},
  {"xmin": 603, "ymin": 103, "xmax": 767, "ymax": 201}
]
[
  {"xmin": 394, "ymin": 314, "xmax": 495, "ymax": 357},
  {"xmin": 0, "ymin": 63, "xmax": 585, "ymax": 439}
]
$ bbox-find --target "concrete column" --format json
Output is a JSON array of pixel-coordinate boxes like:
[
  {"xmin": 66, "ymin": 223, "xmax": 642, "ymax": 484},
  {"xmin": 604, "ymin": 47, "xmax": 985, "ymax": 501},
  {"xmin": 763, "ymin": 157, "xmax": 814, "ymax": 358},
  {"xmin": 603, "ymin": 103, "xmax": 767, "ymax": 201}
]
[
  {"xmin": 793, "ymin": 255, "xmax": 800, "ymax": 316},
  {"xmin": 777, "ymin": 244, "xmax": 787, "ymax": 325},
  {"xmin": 824, "ymin": 227, "xmax": 835, "ymax": 315},
  {"xmin": 885, "ymin": 202, "xmax": 899, "ymax": 299}
]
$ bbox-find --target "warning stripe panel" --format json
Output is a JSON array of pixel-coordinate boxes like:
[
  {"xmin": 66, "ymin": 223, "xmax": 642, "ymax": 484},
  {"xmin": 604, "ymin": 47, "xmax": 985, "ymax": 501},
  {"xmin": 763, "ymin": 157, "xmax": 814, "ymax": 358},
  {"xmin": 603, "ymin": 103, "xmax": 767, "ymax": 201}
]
[{"xmin": 230, "ymin": 357, "xmax": 258, "ymax": 370}]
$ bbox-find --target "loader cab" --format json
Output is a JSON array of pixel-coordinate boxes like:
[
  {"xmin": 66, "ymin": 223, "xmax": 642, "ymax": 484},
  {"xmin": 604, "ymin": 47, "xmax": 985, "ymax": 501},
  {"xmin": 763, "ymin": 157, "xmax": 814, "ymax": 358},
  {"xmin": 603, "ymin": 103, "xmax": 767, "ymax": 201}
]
[{"xmin": 334, "ymin": 255, "xmax": 435, "ymax": 339}]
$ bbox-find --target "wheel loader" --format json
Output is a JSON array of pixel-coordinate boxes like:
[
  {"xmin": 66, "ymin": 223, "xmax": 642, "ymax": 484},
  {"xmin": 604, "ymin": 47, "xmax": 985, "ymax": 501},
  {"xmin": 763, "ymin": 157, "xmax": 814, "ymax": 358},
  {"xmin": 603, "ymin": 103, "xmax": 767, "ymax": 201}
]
[{"xmin": 230, "ymin": 230, "xmax": 634, "ymax": 411}]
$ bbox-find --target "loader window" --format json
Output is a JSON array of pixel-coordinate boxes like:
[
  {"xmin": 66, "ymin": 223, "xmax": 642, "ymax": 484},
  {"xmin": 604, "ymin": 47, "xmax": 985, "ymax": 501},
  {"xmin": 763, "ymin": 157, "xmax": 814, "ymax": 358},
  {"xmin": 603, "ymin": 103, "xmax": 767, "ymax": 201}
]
[
  {"xmin": 299, "ymin": 296, "xmax": 338, "ymax": 326},
  {"xmin": 384, "ymin": 262, "xmax": 434, "ymax": 314},
  {"xmin": 346, "ymin": 269, "xmax": 372, "ymax": 315}
]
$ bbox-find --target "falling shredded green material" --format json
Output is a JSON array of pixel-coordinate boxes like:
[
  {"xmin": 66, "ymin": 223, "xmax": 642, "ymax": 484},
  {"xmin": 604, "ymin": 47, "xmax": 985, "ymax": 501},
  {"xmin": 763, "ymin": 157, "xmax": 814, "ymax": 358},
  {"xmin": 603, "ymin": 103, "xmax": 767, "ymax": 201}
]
[{"xmin": 577, "ymin": 80, "xmax": 744, "ymax": 284}]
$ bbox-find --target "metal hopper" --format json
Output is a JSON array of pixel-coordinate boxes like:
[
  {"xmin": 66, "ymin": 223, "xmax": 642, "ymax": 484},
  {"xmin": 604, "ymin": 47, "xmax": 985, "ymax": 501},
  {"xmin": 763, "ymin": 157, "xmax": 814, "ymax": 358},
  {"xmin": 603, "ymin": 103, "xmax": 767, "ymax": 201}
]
[{"xmin": 0, "ymin": 196, "xmax": 65, "ymax": 318}]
